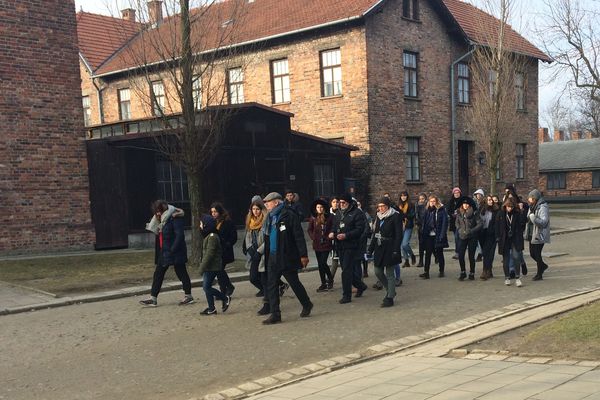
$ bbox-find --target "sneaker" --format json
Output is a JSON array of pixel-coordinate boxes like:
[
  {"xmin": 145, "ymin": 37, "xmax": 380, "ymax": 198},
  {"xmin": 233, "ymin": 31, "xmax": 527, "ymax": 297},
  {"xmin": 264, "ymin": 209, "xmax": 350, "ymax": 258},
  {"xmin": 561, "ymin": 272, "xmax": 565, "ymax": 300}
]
[
  {"xmin": 279, "ymin": 282, "xmax": 289, "ymax": 297},
  {"xmin": 200, "ymin": 307, "xmax": 217, "ymax": 315},
  {"xmin": 458, "ymin": 272, "xmax": 466, "ymax": 281},
  {"xmin": 300, "ymin": 302, "xmax": 313, "ymax": 318},
  {"xmin": 339, "ymin": 297, "xmax": 351, "ymax": 304},
  {"xmin": 262, "ymin": 313, "xmax": 282, "ymax": 325},
  {"xmin": 326, "ymin": 281, "xmax": 334, "ymax": 290},
  {"xmin": 419, "ymin": 272, "xmax": 430, "ymax": 279},
  {"xmin": 395, "ymin": 278, "xmax": 403, "ymax": 287},
  {"xmin": 468, "ymin": 273, "xmax": 475, "ymax": 281},
  {"xmin": 381, "ymin": 297, "xmax": 394, "ymax": 308},
  {"xmin": 316, "ymin": 284, "xmax": 328, "ymax": 292},
  {"xmin": 504, "ymin": 279, "xmax": 511, "ymax": 286},
  {"xmin": 222, "ymin": 295, "xmax": 231, "ymax": 312},
  {"xmin": 532, "ymin": 275, "xmax": 543, "ymax": 281},
  {"xmin": 372, "ymin": 281, "xmax": 383, "ymax": 290},
  {"xmin": 516, "ymin": 279, "xmax": 523, "ymax": 287},
  {"xmin": 355, "ymin": 284, "xmax": 367, "ymax": 297},
  {"xmin": 139, "ymin": 298, "xmax": 157, "ymax": 307},
  {"xmin": 179, "ymin": 296, "xmax": 194, "ymax": 306}
]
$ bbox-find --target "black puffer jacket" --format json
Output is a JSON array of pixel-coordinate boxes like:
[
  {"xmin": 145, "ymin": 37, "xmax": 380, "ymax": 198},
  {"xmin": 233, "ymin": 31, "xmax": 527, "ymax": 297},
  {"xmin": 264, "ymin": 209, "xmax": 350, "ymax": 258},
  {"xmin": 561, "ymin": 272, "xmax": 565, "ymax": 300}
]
[
  {"xmin": 217, "ymin": 219, "xmax": 237, "ymax": 265},
  {"xmin": 331, "ymin": 203, "xmax": 366, "ymax": 251}
]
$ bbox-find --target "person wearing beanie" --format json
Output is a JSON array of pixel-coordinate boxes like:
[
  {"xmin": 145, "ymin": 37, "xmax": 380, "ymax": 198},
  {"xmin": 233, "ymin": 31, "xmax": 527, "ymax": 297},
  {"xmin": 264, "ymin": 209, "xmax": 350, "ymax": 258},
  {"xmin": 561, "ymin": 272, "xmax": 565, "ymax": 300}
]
[
  {"xmin": 140, "ymin": 200, "xmax": 193, "ymax": 307},
  {"xmin": 198, "ymin": 214, "xmax": 231, "ymax": 315},
  {"xmin": 367, "ymin": 197, "xmax": 402, "ymax": 307},
  {"xmin": 526, "ymin": 189, "xmax": 550, "ymax": 280},
  {"xmin": 307, "ymin": 198, "xmax": 334, "ymax": 291},
  {"xmin": 496, "ymin": 199, "xmax": 526, "ymax": 287},
  {"xmin": 502, "ymin": 184, "xmax": 529, "ymax": 276},
  {"xmin": 419, "ymin": 195, "xmax": 449, "ymax": 279},
  {"xmin": 455, "ymin": 196, "xmax": 482, "ymax": 281},
  {"xmin": 414, "ymin": 193, "xmax": 429, "ymax": 268},
  {"xmin": 329, "ymin": 193, "xmax": 369, "ymax": 304},
  {"xmin": 243, "ymin": 197, "xmax": 267, "ymax": 298},
  {"xmin": 446, "ymin": 187, "xmax": 463, "ymax": 260}
]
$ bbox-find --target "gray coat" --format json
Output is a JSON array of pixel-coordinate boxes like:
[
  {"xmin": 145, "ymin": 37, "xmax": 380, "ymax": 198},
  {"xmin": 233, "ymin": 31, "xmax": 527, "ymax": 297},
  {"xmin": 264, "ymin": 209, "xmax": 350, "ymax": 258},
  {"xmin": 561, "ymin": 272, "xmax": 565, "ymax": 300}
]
[
  {"xmin": 527, "ymin": 200, "xmax": 550, "ymax": 244},
  {"xmin": 244, "ymin": 226, "xmax": 266, "ymax": 272}
]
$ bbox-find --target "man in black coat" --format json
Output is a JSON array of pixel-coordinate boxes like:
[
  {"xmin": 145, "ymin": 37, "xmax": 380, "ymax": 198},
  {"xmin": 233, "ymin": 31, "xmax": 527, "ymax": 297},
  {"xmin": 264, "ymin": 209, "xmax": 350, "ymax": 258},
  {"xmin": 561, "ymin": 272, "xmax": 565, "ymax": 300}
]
[
  {"xmin": 262, "ymin": 192, "xmax": 312, "ymax": 324},
  {"xmin": 330, "ymin": 193, "xmax": 368, "ymax": 304}
]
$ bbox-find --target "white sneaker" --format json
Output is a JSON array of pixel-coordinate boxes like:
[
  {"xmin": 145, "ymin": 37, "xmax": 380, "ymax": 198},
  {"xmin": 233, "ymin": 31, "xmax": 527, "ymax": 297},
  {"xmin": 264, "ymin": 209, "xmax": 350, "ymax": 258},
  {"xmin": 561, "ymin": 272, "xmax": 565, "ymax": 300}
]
[
  {"xmin": 516, "ymin": 279, "xmax": 523, "ymax": 287},
  {"xmin": 504, "ymin": 279, "xmax": 511, "ymax": 286}
]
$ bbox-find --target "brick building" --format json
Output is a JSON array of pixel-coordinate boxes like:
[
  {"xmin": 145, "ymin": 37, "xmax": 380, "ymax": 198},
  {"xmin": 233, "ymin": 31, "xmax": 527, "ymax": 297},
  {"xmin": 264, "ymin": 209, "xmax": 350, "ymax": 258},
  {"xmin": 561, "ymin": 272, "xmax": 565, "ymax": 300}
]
[
  {"xmin": 538, "ymin": 128, "xmax": 600, "ymax": 201},
  {"xmin": 78, "ymin": 0, "xmax": 549, "ymax": 209},
  {"xmin": 0, "ymin": 0, "xmax": 94, "ymax": 254}
]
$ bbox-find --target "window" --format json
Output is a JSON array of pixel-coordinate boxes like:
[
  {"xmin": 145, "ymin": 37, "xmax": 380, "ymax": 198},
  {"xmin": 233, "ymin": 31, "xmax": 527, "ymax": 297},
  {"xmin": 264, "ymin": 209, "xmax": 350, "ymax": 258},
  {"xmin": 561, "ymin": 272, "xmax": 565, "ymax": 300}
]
[
  {"xmin": 516, "ymin": 144, "xmax": 526, "ymax": 179},
  {"xmin": 593, "ymin": 171, "xmax": 600, "ymax": 188},
  {"xmin": 271, "ymin": 58, "xmax": 290, "ymax": 104},
  {"xmin": 227, "ymin": 67, "xmax": 244, "ymax": 104},
  {"xmin": 82, "ymin": 96, "xmax": 91, "ymax": 127},
  {"xmin": 488, "ymin": 70, "xmax": 497, "ymax": 98},
  {"xmin": 402, "ymin": 0, "xmax": 419, "ymax": 20},
  {"xmin": 547, "ymin": 173, "xmax": 566, "ymax": 190},
  {"xmin": 457, "ymin": 63, "xmax": 470, "ymax": 104},
  {"xmin": 118, "ymin": 88, "xmax": 131, "ymax": 120},
  {"xmin": 156, "ymin": 159, "xmax": 189, "ymax": 203},
  {"xmin": 192, "ymin": 75, "xmax": 201, "ymax": 109},
  {"xmin": 515, "ymin": 72, "xmax": 525, "ymax": 110},
  {"xmin": 320, "ymin": 48, "xmax": 342, "ymax": 97},
  {"xmin": 403, "ymin": 51, "xmax": 418, "ymax": 98},
  {"xmin": 406, "ymin": 137, "xmax": 421, "ymax": 182},
  {"xmin": 151, "ymin": 81, "xmax": 165, "ymax": 116},
  {"xmin": 314, "ymin": 163, "xmax": 335, "ymax": 198}
]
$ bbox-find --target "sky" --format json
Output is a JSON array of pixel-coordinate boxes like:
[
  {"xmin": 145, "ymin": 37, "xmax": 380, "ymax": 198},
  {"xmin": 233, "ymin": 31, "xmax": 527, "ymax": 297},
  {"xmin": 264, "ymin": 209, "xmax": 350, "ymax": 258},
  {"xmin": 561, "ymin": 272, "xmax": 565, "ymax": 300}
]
[{"xmin": 73, "ymin": 0, "xmax": 581, "ymax": 127}]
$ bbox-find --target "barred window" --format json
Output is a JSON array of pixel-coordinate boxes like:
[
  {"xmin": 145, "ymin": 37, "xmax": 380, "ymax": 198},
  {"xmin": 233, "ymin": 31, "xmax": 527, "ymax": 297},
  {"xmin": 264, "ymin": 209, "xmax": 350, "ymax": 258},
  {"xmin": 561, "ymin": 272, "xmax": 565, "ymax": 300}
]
[
  {"xmin": 593, "ymin": 171, "xmax": 600, "ymax": 188},
  {"xmin": 516, "ymin": 144, "xmax": 526, "ymax": 179},
  {"xmin": 402, "ymin": 0, "xmax": 419, "ymax": 20},
  {"xmin": 515, "ymin": 72, "xmax": 525, "ymax": 110},
  {"xmin": 271, "ymin": 59, "xmax": 290, "ymax": 104},
  {"xmin": 403, "ymin": 51, "xmax": 418, "ymax": 98},
  {"xmin": 118, "ymin": 88, "xmax": 131, "ymax": 120},
  {"xmin": 406, "ymin": 137, "xmax": 421, "ymax": 182},
  {"xmin": 156, "ymin": 159, "xmax": 189, "ymax": 203},
  {"xmin": 321, "ymin": 49, "xmax": 342, "ymax": 97},
  {"xmin": 314, "ymin": 163, "xmax": 335, "ymax": 198},
  {"xmin": 547, "ymin": 173, "xmax": 566, "ymax": 190}
]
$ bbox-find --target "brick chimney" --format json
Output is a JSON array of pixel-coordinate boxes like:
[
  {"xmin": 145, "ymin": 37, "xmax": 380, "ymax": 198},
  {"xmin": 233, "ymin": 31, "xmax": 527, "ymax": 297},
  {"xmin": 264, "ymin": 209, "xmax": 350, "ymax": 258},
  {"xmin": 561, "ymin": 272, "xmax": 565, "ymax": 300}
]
[
  {"xmin": 538, "ymin": 127, "xmax": 550, "ymax": 143},
  {"xmin": 571, "ymin": 130, "xmax": 581, "ymax": 140},
  {"xmin": 553, "ymin": 129, "xmax": 565, "ymax": 142},
  {"xmin": 121, "ymin": 8, "xmax": 136, "ymax": 22},
  {"xmin": 147, "ymin": 1, "xmax": 163, "ymax": 25}
]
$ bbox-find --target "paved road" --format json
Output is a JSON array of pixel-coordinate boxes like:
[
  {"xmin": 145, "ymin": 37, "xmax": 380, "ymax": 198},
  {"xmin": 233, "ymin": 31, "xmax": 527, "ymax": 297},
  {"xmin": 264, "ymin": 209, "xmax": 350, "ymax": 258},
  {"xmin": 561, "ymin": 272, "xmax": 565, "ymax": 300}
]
[{"xmin": 1, "ymin": 229, "xmax": 600, "ymax": 400}]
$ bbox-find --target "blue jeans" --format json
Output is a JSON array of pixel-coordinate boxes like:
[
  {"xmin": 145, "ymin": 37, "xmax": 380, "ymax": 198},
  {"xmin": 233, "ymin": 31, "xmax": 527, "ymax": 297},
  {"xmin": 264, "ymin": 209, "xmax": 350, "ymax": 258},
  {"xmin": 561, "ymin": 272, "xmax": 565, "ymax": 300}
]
[
  {"xmin": 203, "ymin": 271, "xmax": 226, "ymax": 309},
  {"xmin": 401, "ymin": 228, "xmax": 414, "ymax": 261},
  {"xmin": 394, "ymin": 264, "xmax": 401, "ymax": 279}
]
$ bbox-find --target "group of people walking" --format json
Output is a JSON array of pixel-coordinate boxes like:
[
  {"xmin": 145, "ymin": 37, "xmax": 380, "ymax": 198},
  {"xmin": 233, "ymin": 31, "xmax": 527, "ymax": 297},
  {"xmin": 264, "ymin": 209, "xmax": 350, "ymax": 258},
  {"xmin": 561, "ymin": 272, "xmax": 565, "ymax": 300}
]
[{"xmin": 138, "ymin": 183, "xmax": 551, "ymax": 324}]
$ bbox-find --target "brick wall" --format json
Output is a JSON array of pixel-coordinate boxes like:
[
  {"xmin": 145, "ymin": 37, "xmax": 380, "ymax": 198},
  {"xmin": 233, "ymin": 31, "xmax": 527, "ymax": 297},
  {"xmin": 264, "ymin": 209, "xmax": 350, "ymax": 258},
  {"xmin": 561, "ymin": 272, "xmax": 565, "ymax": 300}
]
[
  {"xmin": 0, "ymin": 0, "xmax": 94, "ymax": 254},
  {"xmin": 540, "ymin": 171, "xmax": 600, "ymax": 197}
]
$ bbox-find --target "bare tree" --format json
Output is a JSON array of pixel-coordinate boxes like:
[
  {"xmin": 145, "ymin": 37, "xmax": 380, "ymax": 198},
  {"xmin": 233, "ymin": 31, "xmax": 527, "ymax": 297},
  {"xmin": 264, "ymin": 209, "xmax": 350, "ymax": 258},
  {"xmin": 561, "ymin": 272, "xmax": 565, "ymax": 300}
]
[
  {"xmin": 575, "ymin": 89, "xmax": 600, "ymax": 137},
  {"xmin": 543, "ymin": 96, "xmax": 571, "ymax": 133},
  {"xmin": 466, "ymin": 0, "xmax": 530, "ymax": 194},
  {"xmin": 107, "ymin": 0, "xmax": 253, "ymax": 261},
  {"xmin": 540, "ymin": 0, "xmax": 600, "ymax": 101}
]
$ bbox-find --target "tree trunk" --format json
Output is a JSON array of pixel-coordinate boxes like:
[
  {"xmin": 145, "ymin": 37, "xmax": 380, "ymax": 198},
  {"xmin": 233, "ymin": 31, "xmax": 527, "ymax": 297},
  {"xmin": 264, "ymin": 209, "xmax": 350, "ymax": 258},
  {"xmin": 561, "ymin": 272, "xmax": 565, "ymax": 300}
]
[{"xmin": 187, "ymin": 170, "xmax": 203, "ymax": 266}]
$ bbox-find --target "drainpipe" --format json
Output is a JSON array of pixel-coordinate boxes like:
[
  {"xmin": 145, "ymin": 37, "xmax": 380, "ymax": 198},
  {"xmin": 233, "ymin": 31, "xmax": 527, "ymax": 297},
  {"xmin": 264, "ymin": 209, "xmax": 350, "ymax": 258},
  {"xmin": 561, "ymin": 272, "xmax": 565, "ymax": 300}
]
[
  {"xmin": 450, "ymin": 46, "xmax": 475, "ymax": 187},
  {"xmin": 92, "ymin": 77, "xmax": 104, "ymax": 124}
]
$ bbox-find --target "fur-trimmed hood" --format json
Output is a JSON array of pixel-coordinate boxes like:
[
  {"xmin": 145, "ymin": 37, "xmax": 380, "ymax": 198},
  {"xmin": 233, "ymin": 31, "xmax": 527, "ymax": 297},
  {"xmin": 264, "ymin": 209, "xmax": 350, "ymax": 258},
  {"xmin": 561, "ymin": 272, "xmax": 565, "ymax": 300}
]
[{"xmin": 145, "ymin": 205, "xmax": 185, "ymax": 234}]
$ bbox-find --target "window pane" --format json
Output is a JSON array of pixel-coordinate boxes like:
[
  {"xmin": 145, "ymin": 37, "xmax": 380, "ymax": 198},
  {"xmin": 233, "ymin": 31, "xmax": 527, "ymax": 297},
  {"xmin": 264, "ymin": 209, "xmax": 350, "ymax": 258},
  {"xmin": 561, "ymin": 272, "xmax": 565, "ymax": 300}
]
[{"xmin": 593, "ymin": 171, "xmax": 600, "ymax": 188}]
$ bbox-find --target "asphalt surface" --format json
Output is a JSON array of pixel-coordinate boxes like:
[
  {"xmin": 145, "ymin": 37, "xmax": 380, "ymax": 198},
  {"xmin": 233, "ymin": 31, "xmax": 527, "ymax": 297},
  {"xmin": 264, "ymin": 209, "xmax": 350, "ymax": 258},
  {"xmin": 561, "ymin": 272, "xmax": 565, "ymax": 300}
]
[{"xmin": 2, "ymin": 224, "xmax": 600, "ymax": 400}]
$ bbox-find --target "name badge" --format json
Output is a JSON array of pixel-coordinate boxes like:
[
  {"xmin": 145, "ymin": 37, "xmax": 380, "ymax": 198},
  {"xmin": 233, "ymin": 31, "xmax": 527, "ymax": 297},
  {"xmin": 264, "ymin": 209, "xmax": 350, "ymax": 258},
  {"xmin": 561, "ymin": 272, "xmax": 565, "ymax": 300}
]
[
  {"xmin": 374, "ymin": 233, "xmax": 382, "ymax": 239},
  {"xmin": 279, "ymin": 224, "xmax": 286, "ymax": 232},
  {"xmin": 339, "ymin": 222, "xmax": 345, "ymax": 229}
]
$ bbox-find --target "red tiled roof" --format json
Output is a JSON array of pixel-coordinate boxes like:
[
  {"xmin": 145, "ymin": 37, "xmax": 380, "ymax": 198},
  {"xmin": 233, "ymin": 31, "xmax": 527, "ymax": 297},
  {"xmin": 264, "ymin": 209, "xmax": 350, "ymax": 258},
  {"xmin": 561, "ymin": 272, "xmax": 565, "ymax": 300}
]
[
  {"xmin": 76, "ymin": 12, "xmax": 141, "ymax": 71},
  {"xmin": 87, "ymin": 0, "xmax": 548, "ymax": 77},
  {"xmin": 442, "ymin": 0, "xmax": 551, "ymax": 62}
]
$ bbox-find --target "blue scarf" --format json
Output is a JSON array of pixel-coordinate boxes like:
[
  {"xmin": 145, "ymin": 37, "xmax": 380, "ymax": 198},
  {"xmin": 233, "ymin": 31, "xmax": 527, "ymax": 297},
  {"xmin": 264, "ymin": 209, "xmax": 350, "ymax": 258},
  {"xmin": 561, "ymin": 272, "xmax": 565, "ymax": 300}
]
[{"xmin": 266, "ymin": 202, "xmax": 285, "ymax": 254}]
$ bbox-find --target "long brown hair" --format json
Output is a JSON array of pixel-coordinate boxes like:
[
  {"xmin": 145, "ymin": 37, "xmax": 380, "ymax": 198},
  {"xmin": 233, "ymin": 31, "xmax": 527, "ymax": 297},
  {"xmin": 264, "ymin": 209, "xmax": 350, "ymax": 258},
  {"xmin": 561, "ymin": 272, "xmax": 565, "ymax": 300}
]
[
  {"xmin": 210, "ymin": 202, "xmax": 230, "ymax": 222},
  {"xmin": 245, "ymin": 201, "xmax": 265, "ymax": 229}
]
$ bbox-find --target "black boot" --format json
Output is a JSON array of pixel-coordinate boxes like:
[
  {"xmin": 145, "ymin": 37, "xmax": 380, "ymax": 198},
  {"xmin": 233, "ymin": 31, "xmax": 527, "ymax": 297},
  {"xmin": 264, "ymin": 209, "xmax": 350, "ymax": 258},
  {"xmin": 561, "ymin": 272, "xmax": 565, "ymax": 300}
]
[
  {"xmin": 262, "ymin": 312, "xmax": 282, "ymax": 325},
  {"xmin": 257, "ymin": 303, "xmax": 270, "ymax": 316},
  {"xmin": 381, "ymin": 297, "xmax": 394, "ymax": 307},
  {"xmin": 419, "ymin": 272, "xmax": 430, "ymax": 279}
]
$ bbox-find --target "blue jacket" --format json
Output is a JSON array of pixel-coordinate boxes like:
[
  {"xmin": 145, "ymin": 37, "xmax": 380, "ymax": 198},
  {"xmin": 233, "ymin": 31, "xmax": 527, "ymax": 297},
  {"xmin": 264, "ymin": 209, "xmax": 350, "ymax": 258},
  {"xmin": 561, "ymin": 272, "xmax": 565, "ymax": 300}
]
[
  {"xmin": 420, "ymin": 206, "xmax": 449, "ymax": 249},
  {"xmin": 156, "ymin": 215, "xmax": 188, "ymax": 266}
]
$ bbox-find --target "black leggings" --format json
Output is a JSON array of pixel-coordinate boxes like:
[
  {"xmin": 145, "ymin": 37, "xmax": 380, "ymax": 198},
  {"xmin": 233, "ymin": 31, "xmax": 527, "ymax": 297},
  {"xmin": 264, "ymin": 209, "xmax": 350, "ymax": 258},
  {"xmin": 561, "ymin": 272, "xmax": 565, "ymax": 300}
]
[
  {"xmin": 151, "ymin": 263, "xmax": 192, "ymax": 297},
  {"xmin": 423, "ymin": 235, "xmax": 445, "ymax": 273},
  {"xmin": 457, "ymin": 236, "xmax": 477, "ymax": 273},
  {"xmin": 529, "ymin": 243, "xmax": 548, "ymax": 276},
  {"xmin": 315, "ymin": 250, "xmax": 333, "ymax": 285}
]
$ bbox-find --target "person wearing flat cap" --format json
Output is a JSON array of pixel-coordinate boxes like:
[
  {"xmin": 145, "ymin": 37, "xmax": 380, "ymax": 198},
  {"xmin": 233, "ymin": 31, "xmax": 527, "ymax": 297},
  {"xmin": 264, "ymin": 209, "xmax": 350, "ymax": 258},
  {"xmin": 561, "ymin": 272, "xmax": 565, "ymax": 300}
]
[
  {"xmin": 329, "ymin": 193, "xmax": 369, "ymax": 304},
  {"xmin": 261, "ymin": 192, "xmax": 313, "ymax": 324}
]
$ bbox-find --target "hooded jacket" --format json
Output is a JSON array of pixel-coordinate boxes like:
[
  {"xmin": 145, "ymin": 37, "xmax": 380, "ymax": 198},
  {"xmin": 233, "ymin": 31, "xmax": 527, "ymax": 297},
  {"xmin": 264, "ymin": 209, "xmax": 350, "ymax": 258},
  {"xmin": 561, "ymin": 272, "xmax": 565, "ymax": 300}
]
[
  {"xmin": 153, "ymin": 207, "xmax": 187, "ymax": 266},
  {"xmin": 199, "ymin": 215, "xmax": 222, "ymax": 274},
  {"xmin": 527, "ymin": 191, "xmax": 551, "ymax": 244},
  {"xmin": 496, "ymin": 207, "xmax": 527, "ymax": 254},
  {"xmin": 455, "ymin": 206, "xmax": 483, "ymax": 240}
]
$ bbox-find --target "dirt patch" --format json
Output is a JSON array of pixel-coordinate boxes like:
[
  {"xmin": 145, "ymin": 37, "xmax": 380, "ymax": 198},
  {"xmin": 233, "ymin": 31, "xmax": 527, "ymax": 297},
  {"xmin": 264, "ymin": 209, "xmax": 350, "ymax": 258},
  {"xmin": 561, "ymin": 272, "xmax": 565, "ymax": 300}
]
[{"xmin": 466, "ymin": 301, "xmax": 600, "ymax": 360}]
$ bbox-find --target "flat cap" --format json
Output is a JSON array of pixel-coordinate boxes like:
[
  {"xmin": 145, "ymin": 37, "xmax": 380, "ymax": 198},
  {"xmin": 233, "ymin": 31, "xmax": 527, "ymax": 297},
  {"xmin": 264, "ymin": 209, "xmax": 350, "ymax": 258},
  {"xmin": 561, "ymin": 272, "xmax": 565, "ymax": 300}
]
[{"xmin": 263, "ymin": 192, "xmax": 283, "ymax": 202}]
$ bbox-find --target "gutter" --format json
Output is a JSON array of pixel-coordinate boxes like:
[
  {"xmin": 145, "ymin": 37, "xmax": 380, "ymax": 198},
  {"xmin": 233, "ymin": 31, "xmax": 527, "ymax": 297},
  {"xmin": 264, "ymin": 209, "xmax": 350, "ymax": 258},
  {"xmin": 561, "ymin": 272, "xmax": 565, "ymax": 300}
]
[
  {"xmin": 450, "ymin": 46, "xmax": 475, "ymax": 187},
  {"xmin": 92, "ymin": 78, "xmax": 104, "ymax": 124},
  {"xmin": 92, "ymin": 12, "xmax": 373, "ymax": 78}
]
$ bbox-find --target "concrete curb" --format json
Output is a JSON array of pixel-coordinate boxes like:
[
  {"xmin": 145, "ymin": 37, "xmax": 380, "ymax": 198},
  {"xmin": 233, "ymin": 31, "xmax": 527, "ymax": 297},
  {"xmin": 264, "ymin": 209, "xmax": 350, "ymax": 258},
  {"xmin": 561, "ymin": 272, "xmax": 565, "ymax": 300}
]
[
  {"xmin": 199, "ymin": 284, "xmax": 600, "ymax": 400},
  {"xmin": 450, "ymin": 349, "xmax": 600, "ymax": 367},
  {"xmin": 1, "ymin": 266, "xmax": 320, "ymax": 316}
]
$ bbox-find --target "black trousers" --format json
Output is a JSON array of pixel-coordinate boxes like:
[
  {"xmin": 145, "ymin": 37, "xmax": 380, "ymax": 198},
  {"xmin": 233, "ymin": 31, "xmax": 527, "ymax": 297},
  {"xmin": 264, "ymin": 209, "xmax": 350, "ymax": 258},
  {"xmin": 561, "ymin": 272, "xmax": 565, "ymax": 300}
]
[
  {"xmin": 249, "ymin": 258, "xmax": 263, "ymax": 291},
  {"xmin": 339, "ymin": 248, "xmax": 366, "ymax": 299},
  {"xmin": 315, "ymin": 250, "xmax": 333, "ymax": 285},
  {"xmin": 529, "ymin": 243, "xmax": 548, "ymax": 276},
  {"xmin": 217, "ymin": 262, "xmax": 234, "ymax": 293},
  {"xmin": 267, "ymin": 261, "xmax": 311, "ymax": 315},
  {"xmin": 423, "ymin": 235, "xmax": 444, "ymax": 273},
  {"xmin": 417, "ymin": 229, "xmax": 425, "ymax": 263},
  {"xmin": 481, "ymin": 231, "xmax": 497, "ymax": 270},
  {"xmin": 151, "ymin": 263, "xmax": 192, "ymax": 297},
  {"xmin": 457, "ymin": 236, "xmax": 478, "ymax": 273}
]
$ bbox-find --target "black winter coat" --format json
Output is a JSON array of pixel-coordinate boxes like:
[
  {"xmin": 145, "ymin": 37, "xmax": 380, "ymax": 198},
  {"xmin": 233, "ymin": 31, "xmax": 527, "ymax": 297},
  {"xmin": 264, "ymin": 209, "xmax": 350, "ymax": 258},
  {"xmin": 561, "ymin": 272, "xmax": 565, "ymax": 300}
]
[
  {"xmin": 264, "ymin": 207, "xmax": 308, "ymax": 271},
  {"xmin": 331, "ymin": 203, "xmax": 367, "ymax": 251},
  {"xmin": 155, "ymin": 216, "xmax": 188, "ymax": 266},
  {"xmin": 398, "ymin": 202, "xmax": 416, "ymax": 230},
  {"xmin": 496, "ymin": 209, "xmax": 526, "ymax": 254},
  {"xmin": 420, "ymin": 206, "xmax": 449, "ymax": 249},
  {"xmin": 368, "ymin": 212, "xmax": 402, "ymax": 267},
  {"xmin": 217, "ymin": 219, "xmax": 237, "ymax": 265},
  {"xmin": 455, "ymin": 208, "xmax": 483, "ymax": 240},
  {"xmin": 446, "ymin": 195, "xmax": 462, "ymax": 232}
]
